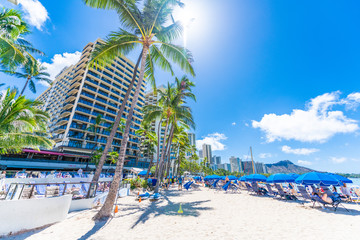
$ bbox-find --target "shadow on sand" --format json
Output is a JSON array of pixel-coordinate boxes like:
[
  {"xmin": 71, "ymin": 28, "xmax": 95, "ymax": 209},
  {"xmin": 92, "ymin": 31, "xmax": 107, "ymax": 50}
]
[
  {"xmin": 127, "ymin": 189, "xmax": 213, "ymax": 229},
  {"xmin": 77, "ymin": 219, "xmax": 107, "ymax": 240}
]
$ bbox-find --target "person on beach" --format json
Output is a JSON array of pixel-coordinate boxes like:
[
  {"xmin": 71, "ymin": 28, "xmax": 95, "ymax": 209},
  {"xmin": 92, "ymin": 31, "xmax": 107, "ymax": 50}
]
[
  {"xmin": 178, "ymin": 176, "xmax": 183, "ymax": 190},
  {"xmin": 313, "ymin": 190, "xmax": 333, "ymax": 204},
  {"xmin": 340, "ymin": 183, "xmax": 351, "ymax": 200}
]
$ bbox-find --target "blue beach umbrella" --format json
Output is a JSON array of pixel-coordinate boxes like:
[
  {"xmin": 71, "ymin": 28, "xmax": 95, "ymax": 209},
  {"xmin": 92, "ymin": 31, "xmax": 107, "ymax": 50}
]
[
  {"xmin": 138, "ymin": 170, "xmax": 151, "ymax": 176},
  {"xmin": 221, "ymin": 175, "xmax": 238, "ymax": 180},
  {"xmin": 288, "ymin": 173, "xmax": 300, "ymax": 180},
  {"xmin": 295, "ymin": 172, "xmax": 340, "ymax": 186},
  {"xmin": 267, "ymin": 173, "xmax": 295, "ymax": 183},
  {"xmin": 239, "ymin": 176, "xmax": 247, "ymax": 181},
  {"xmin": 228, "ymin": 175, "xmax": 238, "ymax": 180},
  {"xmin": 326, "ymin": 173, "xmax": 352, "ymax": 184},
  {"xmin": 246, "ymin": 174, "xmax": 267, "ymax": 182}
]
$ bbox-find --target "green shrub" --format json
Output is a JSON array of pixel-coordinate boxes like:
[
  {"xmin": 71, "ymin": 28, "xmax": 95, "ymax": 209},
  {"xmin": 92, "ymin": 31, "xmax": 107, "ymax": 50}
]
[{"xmin": 130, "ymin": 178, "xmax": 147, "ymax": 190}]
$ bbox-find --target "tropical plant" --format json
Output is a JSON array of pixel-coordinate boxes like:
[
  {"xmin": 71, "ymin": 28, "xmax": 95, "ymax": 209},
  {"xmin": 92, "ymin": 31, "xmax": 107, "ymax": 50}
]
[
  {"xmin": 83, "ymin": 0, "xmax": 195, "ymax": 220},
  {"xmin": 136, "ymin": 121, "xmax": 156, "ymax": 178},
  {"xmin": 2, "ymin": 58, "xmax": 51, "ymax": 95},
  {"xmin": 0, "ymin": 8, "xmax": 43, "ymax": 70},
  {"xmin": 143, "ymin": 77, "xmax": 195, "ymax": 193},
  {"xmin": 0, "ymin": 88, "xmax": 54, "ymax": 153}
]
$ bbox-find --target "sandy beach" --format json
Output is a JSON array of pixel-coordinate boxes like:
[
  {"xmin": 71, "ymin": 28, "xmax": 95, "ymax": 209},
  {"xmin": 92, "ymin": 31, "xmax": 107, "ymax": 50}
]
[{"xmin": 8, "ymin": 186, "xmax": 360, "ymax": 240}]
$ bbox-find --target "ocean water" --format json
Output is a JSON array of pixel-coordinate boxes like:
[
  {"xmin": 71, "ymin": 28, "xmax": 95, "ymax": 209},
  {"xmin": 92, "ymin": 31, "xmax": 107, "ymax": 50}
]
[{"xmin": 349, "ymin": 178, "xmax": 360, "ymax": 187}]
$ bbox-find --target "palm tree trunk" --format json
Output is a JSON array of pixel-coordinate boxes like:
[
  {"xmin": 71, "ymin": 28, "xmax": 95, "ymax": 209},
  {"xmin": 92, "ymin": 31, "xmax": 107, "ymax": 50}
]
[
  {"xmin": 91, "ymin": 52, "xmax": 142, "ymax": 183},
  {"xmin": 154, "ymin": 118, "xmax": 162, "ymax": 178},
  {"xmin": 145, "ymin": 152, "xmax": 153, "ymax": 179},
  {"xmin": 93, "ymin": 47, "xmax": 148, "ymax": 220},
  {"xmin": 20, "ymin": 76, "xmax": 31, "ymax": 96},
  {"xmin": 154, "ymin": 118, "xmax": 170, "ymax": 193}
]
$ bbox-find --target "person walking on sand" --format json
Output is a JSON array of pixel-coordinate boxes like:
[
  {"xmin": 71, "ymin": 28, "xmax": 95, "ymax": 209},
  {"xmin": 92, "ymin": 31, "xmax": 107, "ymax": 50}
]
[{"xmin": 178, "ymin": 176, "xmax": 183, "ymax": 190}]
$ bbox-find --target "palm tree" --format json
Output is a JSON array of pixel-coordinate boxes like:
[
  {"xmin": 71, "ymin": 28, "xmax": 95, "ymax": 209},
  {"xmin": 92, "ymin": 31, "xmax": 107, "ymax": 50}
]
[
  {"xmin": 83, "ymin": 0, "xmax": 194, "ymax": 186},
  {"xmin": 2, "ymin": 58, "xmax": 51, "ymax": 95},
  {"xmin": 143, "ymin": 79, "xmax": 195, "ymax": 193},
  {"xmin": 0, "ymin": 8, "xmax": 44, "ymax": 70},
  {"xmin": 136, "ymin": 122, "xmax": 156, "ymax": 178},
  {"xmin": 0, "ymin": 88, "xmax": 54, "ymax": 153},
  {"xmin": 83, "ymin": 0, "xmax": 195, "ymax": 220}
]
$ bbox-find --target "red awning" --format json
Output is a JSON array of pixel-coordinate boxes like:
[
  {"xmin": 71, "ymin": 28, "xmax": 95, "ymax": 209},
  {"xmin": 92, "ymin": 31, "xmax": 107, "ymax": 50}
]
[{"xmin": 23, "ymin": 149, "xmax": 90, "ymax": 158}]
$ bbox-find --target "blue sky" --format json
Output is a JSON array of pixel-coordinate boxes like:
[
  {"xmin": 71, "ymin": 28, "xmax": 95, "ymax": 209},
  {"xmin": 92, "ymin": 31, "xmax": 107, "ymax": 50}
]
[{"xmin": 2, "ymin": 0, "xmax": 360, "ymax": 173}]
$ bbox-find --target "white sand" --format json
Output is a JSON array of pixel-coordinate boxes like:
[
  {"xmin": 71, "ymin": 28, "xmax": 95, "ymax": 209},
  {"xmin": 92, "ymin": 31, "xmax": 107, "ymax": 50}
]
[{"xmin": 7, "ymin": 186, "xmax": 360, "ymax": 240}]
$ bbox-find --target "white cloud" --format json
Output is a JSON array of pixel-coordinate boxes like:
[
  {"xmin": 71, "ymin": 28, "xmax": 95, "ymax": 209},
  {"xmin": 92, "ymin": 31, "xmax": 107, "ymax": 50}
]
[
  {"xmin": 196, "ymin": 133, "xmax": 227, "ymax": 151},
  {"xmin": 245, "ymin": 123, "xmax": 249, "ymax": 127},
  {"xmin": 252, "ymin": 92, "xmax": 359, "ymax": 143},
  {"xmin": 344, "ymin": 92, "xmax": 360, "ymax": 110},
  {"xmin": 259, "ymin": 153, "xmax": 272, "ymax": 159},
  {"xmin": 281, "ymin": 145, "xmax": 319, "ymax": 155},
  {"xmin": 19, "ymin": 0, "xmax": 49, "ymax": 30},
  {"xmin": 330, "ymin": 157, "xmax": 347, "ymax": 164},
  {"xmin": 297, "ymin": 160, "xmax": 312, "ymax": 166},
  {"xmin": 41, "ymin": 52, "xmax": 81, "ymax": 85},
  {"xmin": 232, "ymin": 122, "xmax": 236, "ymax": 126}
]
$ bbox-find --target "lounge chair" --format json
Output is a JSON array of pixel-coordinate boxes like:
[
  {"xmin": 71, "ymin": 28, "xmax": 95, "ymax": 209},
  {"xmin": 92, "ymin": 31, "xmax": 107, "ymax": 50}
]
[
  {"xmin": 251, "ymin": 182, "xmax": 263, "ymax": 195},
  {"xmin": 265, "ymin": 184, "xmax": 278, "ymax": 197},
  {"xmin": 297, "ymin": 185, "xmax": 313, "ymax": 202},
  {"xmin": 211, "ymin": 179, "xmax": 220, "ymax": 189},
  {"xmin": 311, "ymin": 194, "xmax": 348, "ymax": 212},
  {"xmin": 184, "ymin": 181, "xmax": 193, "ymax": 191},
  {"xmin": 149, "ymin": 193, "xmax": 162, "ymax": 201},
  {"xmin": 36, "ymin": 185, "xmax": 46, "ymax": 195},
  {"xmin": 312, "ymin": 187, "xmax": 349, "ymax": 212},
  {"xmin": 136, "ymin": 192, "xmax": 151, "ymax": 200},
  {"xmin": 245, "ymin": 182, "xmax": 255, "ymax": 194},
  {"xmin": 222, "ymin": 181, "xmax": 231, "ymax": 191},
  {"xmin": 274, "ymin": 184, "xmax": 297, "ymax": 200}
]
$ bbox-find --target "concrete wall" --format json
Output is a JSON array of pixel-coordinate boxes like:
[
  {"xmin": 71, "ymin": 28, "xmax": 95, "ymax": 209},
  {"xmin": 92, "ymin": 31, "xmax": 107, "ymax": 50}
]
[{"xmin": 0, "ymin": 195, "xmax": 72, "ymax": 236}]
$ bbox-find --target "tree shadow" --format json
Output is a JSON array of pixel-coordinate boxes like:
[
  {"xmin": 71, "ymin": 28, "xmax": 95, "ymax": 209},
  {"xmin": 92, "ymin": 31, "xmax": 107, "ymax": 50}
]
[
  {"xmin": 129, "ymin": 191, "xmax": 212, "ymax": 229},
  {"xmin": 77, "ymin": 219, "xmax": 107, "ymax": 240}
]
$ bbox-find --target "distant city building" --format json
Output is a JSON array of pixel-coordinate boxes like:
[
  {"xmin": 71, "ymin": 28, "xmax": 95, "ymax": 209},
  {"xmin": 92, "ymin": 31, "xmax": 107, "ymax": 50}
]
[
  {"xmin": 241, "ymin": 161, "xmax": 255, "ymax": 174},
  {"xmin": 198, "ymin": 150, "xmax": 203, "ymax": 158},
  {"xmin": 229, "ymin": 156, "xmax": 242, "ymax": 172},
  {"xmin": 210, "ymin": 164, "xmax": 218, "ymax": 171},
  {"xmin": 202, "ymin": 144, "xmax": 212, "ymax": 165},
  {"xmin": 217, "ymin": 163, "xmax": 231, "ymax": 171},
  {"xmin": 186, "ymin": 133, "xmax": 196, "ymax": 158},
  {"xmin": 255, "ymin": 162, "xmax": 268, "ymax": 174},
  {"xmin": 187, "ymin": 133, "xmax": 196, "ymax": 146},
  {"xmin": 212, "ymin": 155, "xmax": 221, "ymax": 165}
]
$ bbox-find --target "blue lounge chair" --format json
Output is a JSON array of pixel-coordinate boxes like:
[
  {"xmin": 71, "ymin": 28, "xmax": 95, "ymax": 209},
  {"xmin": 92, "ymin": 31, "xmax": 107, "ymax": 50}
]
[
  {"xmin": 222, "ymin": 181, "xmax": 230, "ymax": 191},
  {"xmin": 36, "ymin": 185, "xmax": 46, "ymax": 195},
  {"xmin": 184, "ymin": 181, "xmax": 193, "ymax": 191},
  {"xmin": 211, "ymin": 179, "xmax": 220, "ymax": 189},
  {"xmin": 149, "ymin": 193, "xmax": 162, "ymax": 201},
  {"xmin": 136, "ymin": 192, "xmax": 150, "ymax": 200}
]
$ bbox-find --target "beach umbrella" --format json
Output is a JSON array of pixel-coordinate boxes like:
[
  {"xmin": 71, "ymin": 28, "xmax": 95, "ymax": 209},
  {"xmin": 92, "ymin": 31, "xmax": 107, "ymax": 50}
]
[
  {"xmin": 245, "ymin": 174, "xmax": 267, "ymax": 182},
  {"xmin": 267, "ymin": 173, "xmax": 295, "ymax": 183},
  {"xmin": 295, "ymin": 172, "xmax": 340, "ymax": 186},
  {"xmin": 326, "ymin": 173, "xmax": 352, "ymax": 184},
  {"xmin": 227, "ymin": 175, "xmax": 238, "ymax": 180},
  {"xmin": 239, "ymin": 176, "xmax": 247, "ymax": 181},
  {"xmin": 288, "ymin": 173, "xmax": 300, "ymax": 180},
  {"xmin": 138, "ymin": 170, "xmax": 151, "ymax": 176}
]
